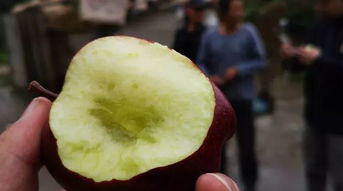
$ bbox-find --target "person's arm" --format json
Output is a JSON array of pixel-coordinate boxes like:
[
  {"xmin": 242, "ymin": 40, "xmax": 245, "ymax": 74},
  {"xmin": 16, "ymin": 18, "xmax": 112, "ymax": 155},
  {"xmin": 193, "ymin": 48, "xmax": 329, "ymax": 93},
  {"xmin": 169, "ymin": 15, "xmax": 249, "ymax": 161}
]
[
  {"xmin": 234, "ymin": 24, "xmax": 266, "ymax": 77},
  {"xmin": 196, "ymin": 30, "xmax": 225, "ymax": 86},
  {"xmin": 300, "ymin": 23, "xmax": 342, "ymax": 69},
  {"xmin": 296, "ymin": 23, "xmax": 342, "ymax": 71},
  {"xmin": 280, "ymin": 23, "xmax": 323, "ymax": 72}
]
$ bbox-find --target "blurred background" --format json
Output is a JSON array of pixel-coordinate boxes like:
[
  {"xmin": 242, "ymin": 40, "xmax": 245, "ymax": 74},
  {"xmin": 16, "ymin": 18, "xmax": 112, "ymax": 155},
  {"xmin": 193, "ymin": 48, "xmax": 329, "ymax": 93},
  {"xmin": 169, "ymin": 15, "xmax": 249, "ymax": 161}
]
[{"xmin": 0, "ymin": 0, "xmax": 333, "ymax": 190}]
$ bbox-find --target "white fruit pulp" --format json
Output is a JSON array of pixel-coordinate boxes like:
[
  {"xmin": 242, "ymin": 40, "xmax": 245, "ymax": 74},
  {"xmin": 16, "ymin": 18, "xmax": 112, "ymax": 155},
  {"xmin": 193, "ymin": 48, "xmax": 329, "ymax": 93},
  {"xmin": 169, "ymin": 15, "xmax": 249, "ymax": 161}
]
[{"xmin": 49, "ymin": 36, "xmax": 215, "ymax": 182}]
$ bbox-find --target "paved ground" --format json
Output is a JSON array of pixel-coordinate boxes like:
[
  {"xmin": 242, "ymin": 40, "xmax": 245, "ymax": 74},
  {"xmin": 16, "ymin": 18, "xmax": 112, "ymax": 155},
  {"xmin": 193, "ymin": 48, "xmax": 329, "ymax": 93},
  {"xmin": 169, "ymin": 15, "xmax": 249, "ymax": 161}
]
[{"xmin": 0, "ymin": 10, "xmax": 309, "ymax": 191}]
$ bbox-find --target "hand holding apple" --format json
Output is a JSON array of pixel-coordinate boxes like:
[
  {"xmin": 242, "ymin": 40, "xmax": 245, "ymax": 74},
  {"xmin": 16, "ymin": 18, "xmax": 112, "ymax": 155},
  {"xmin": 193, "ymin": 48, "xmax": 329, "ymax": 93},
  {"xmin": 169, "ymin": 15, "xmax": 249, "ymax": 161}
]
[
  {"xmin": 23, "ymin": 36, "xmax": 236, "ymax": 191},
  {"xmin": 0, "ymin": 98, "xmax": 239, "ymax": 191}
]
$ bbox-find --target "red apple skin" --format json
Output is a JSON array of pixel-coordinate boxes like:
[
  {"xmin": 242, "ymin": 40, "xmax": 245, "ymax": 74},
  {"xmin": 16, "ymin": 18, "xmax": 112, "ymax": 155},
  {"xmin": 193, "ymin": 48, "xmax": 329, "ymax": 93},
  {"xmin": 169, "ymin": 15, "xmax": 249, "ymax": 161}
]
[{"xmin": 41, "ymin": 84, "xmax": 236, "ymax": 191}]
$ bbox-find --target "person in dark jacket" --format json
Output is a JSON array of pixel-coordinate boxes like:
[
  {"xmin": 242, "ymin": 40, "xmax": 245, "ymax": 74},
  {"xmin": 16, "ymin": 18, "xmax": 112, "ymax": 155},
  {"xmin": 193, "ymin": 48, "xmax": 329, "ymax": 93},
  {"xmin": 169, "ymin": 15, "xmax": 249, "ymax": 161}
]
[
  {"xmin": 173, "ymin": 0, "xmax": 207, "ymax": 62},
  {"xmin": 281, "ymin": 0, "xmax": 343, "ymax": 190}
]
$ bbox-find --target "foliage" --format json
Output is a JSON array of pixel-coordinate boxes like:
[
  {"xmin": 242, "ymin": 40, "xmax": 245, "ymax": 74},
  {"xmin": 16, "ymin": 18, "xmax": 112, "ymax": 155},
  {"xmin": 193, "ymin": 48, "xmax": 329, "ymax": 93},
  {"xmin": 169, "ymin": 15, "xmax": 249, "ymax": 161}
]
[
  {"xmin": 284, "ymin": 1, "xmax": 317, "ymax": 39},
  {"xmin": 0, "ymin": 13, "xmax": 7, "ymax": 64},
  {"xmin": 0, "ymin": 51, "xmax": 8, "ymax": 65},
  {"xmin": 245, "ymin": 0, "xmax": 317, "ymax": 39},
  {"xmin": 245, "ymin": 0, "xmax": 281, "ymax": 21}
]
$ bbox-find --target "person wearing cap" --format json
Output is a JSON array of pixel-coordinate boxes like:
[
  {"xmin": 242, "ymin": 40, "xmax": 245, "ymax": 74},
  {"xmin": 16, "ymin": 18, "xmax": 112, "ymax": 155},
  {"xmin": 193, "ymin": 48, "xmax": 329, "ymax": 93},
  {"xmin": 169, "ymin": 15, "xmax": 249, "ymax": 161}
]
[{"xmin": 173, "ymin": 0, "xmax": 207, "ymax": 63}]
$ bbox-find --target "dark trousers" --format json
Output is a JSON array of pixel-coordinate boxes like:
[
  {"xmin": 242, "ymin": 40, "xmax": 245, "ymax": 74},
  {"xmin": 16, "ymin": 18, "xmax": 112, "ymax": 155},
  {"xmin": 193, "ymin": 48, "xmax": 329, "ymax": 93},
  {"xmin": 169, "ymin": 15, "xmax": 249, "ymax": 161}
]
[
  {"xmin": 304, "ymin": 127, "xmax": 343, "ymax": 191},
  {"xmin": 221, "ymin": 100, "xmax": 258, "ymax": 188}
]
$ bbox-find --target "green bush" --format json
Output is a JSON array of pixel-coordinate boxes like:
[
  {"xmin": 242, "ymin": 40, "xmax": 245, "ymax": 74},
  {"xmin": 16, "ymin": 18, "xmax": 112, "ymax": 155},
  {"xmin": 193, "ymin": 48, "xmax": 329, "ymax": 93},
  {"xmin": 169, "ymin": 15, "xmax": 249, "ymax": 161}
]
[
  {"xmin": 245, "ymin": 0, "xmax": 316, "ymax": 39},
  {"xmin": 0, "ymin": 51, "xmax": 8, "ymax": 64}
]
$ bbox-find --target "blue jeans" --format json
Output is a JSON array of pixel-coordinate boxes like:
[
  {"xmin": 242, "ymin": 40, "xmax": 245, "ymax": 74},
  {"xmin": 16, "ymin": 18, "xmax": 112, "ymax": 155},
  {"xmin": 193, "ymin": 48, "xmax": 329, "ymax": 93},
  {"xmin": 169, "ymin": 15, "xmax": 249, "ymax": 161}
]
[{"xmin": 304, "ymin": 127, "xmax": 343, "ymax": 191}]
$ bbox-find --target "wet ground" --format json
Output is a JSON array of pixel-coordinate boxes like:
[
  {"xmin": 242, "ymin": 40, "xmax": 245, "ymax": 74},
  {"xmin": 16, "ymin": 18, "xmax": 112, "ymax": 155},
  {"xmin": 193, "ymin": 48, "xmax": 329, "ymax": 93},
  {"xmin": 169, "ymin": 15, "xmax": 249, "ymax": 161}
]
[{"xmin": 1, "ymin": 10, "xmax": 308, "ymax": 191}]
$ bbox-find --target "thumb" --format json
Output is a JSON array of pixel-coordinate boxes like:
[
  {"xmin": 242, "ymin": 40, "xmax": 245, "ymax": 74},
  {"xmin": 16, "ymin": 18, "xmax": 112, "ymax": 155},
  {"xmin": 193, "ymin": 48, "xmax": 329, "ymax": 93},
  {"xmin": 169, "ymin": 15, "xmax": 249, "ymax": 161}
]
[
  {"xmin": 196, "ymin": 173, "xmax": 240, "ymax": 191},
  {"xmin": 0, "ymin": 97, "xmax": 52, "ymax": 191},
  {"xmin": 1, "ymin": 97, "xmax": 52, "ymax": 167}
]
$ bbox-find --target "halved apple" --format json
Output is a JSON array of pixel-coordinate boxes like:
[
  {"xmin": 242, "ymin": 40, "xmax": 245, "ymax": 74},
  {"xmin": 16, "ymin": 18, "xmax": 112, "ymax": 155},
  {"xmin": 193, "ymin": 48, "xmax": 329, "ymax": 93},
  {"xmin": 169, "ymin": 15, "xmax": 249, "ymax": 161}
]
[{"xmin": 41, "ymin": 36, "xmax": 236, "ymax": 191}]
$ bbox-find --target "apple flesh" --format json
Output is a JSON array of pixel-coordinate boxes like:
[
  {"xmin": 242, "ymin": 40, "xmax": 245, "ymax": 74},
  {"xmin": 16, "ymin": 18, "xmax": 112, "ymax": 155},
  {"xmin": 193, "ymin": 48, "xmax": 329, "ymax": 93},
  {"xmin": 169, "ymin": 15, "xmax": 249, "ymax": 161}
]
[{"xmin": 41, "ymin": 36, "xmax": 236, "ymax": 191}]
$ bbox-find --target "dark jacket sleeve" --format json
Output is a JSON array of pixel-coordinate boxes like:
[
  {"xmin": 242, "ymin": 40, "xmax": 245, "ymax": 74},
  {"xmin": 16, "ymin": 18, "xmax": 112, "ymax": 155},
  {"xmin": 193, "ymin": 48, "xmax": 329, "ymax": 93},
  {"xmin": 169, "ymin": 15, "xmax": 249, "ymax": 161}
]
[{"xmin": 310, "ymin": 22, "xmax": 343, "ymax": 72}]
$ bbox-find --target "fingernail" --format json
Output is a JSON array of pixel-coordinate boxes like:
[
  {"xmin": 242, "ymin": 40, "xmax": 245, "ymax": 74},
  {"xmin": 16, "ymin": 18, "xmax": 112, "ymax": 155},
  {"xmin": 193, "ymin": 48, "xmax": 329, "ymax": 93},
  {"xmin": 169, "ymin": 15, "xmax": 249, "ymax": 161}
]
[
  {"xmin": 206, "ymin": 173, "xmax": 238, "ymax": 191},
  {"xmin": 21, "ymin": 97, "xmax": 44, "ymax": 119}
]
